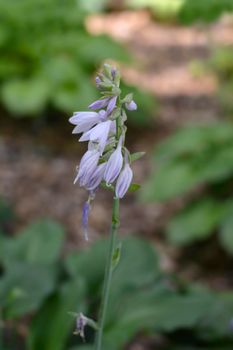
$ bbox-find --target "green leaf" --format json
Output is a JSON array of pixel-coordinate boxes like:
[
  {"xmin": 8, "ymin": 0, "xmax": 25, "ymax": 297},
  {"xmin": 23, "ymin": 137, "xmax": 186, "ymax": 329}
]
[
  {"xmin": 111, "ymin": 242, "xmax": 122, "ymax": 269},
  {"xmin": 0, "ymin": 263, "xmax": 57, "ymax": 318},
  {"xmin": 104, "ymin": 288, "xmax": 214, "ymax": 349},
  {"xmin": 220, "ymin": 214, "xmax": 233, "ymax": 255},
  {"xmin": 128, "ymin": 183, "xmax": 141, "ymax": 193},
  {"xmin": 142, "ymin": 123, "xmax": 233, "ymax": 201},
  {"xmin": 167, "ymin": 199, "xmax": 227, "ymax": 246},
  {"xmin": 130, "ymin": 152, "xmax": 145, "ymax": 162},
  {"xmin": 28, "ymin": 279, "xmax": 86, "ymax": 350},
  {"xmin": 1, "ymin": 219, "xmax": 65, "ymax": 267},
  {"xmin": 1, "ymin": 78, "xmax": 50, "ymax": 116}
]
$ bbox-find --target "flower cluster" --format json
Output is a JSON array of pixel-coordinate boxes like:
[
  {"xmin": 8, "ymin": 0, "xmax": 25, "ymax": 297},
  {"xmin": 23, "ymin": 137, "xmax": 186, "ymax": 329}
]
[{"xmin": 69, "ymin": 64, "xmax": 138, "ymax": 239}]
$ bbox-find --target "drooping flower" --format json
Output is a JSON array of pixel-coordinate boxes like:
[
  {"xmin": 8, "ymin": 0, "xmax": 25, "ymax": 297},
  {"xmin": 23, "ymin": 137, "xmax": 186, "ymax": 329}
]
[
  {"xmin": 82, "ymin": 202, "xmax": 90, "ymax": 241},
  {"xmin": 104, "ymin": 138, "xmax": 123, "ymax": 184},
  {"xmin": 74, "ymin": 149, "xmax": 100, "ymax": 187},
  {"xmin": 86, "ymin": 163, "xmax": 106, "ymax": 191},
  {"xmin": 89, "ymin": 97, "xmax": 110, "ymax": 110},
  {"xmin": 69, "ymin": 111, "xmax": 103, "ymax": 134},
  {"xmin": 125, "ymin": 100, "xmax": 137, "ymax": 111},
  {"xmin": 74, "ymin": 313, "xmax": 88, "ymax": 339},
  {"xmin": 107, "ymin": 96, "xmax": 117, "ymax": 115},
  {"xmin": 79, "ymin": 120, "xmax": 112, "ymax": 154},
  {"xmin": 115, "ymin": 163, "xmax": 133, "ymax": 198}
]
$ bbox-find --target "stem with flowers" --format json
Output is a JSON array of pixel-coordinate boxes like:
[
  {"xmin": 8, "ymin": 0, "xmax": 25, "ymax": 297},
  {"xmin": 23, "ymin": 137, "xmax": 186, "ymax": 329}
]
[{"xmin": 69, "ymin": 63, "xmax": 143, "ymax": 347}]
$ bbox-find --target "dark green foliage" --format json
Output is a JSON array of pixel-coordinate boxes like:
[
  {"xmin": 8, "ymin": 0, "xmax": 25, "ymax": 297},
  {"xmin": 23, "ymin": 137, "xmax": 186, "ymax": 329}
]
[
  {"xmin": 208, "ymin": 47, "xmax": 233, "ymax": 116},
  {"xmin": 142, "ymin": 122, "xmax": 233, "ymax": 251},
  {"xmin": 0, "ymin": 0, "xmax": 156, "ymax": 125},
  {"xmin": 1, "ymin": 215, "xmax": 233, "ymax": 349},
  {"xmin": 0, "ymin": 0, "xmax": 128, "ymax": 117}
]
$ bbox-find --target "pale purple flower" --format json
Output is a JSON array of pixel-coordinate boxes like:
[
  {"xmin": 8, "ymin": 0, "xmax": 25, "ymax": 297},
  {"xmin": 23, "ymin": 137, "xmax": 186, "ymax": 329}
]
[
  {"xmin": 69, "ymin": 112, "xmax": 102, "ymax": 134},
  {"xmin": 86, "ymin": 163, "xmax": 106, "ymax": 191},
  {"xmin": 82, "ymin": 202, "xmax": 90, "ymax": 241},
  {"xmin": 125, "ymin": 100, "xmax": 137, "ymax": 111},
  {"xmin": 89, "ymin": 97, "xmax": 110, "ymax": 110},
  {"xmin": 111, "ymin": 67, "xmax": 117, "ymax": 79},
  {"xmin": 74, "ymin": 150, "xmax": 100, "ymax": 187},
  {"xmin": 104, "ymin": 138, "xmax": 123, "ymax": 184},
  {"xmin": 115, "ymin": 163, "xmax": 133, "ymax": 198},
  {"xmin": 79, "ymin": 120, "xmax": 112, "ymax": 154},
  {"xmin": 95, "ymin": 76, "xmax": 101, "ymax": 85},
  {"xmin": 75, "ymin": 312, "xmax": 88, "ymax": 339},
  {"xmin": 107, "ymin": 96, "xmax": 117, "ymax": 115}
]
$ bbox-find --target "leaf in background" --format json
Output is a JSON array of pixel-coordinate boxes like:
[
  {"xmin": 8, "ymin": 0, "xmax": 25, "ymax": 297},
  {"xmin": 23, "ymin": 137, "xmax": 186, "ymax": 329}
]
[
  {"xmin": 28, "ymin": 279, "xmax": 86, "ymax": 350},
  {"xmin": 0, "ymin": 197, "xmax": 15, "ymax": 234},
  {"xmin": 78, "ymin": 35, "xmax": 130, "ymax": 66},
  {"xmin": 104, "ymin": 287, "xmax": 214, "ymax": 349},
  {"xmin": 106, "ymin": 237, "xmax": 160, "ymax": 322},
  {"xmin": 197, "ymin": 292, "xmax": 233, "ymax": 340},
  {"xmin": 130, "ymin": 152, "xmax": 146, "ymax": 162},
  {"xmin": 1, "ymin": 77, "xmax": 51, "ymax": 116},
  {"xmin": 0, "ymin": 263, "xmax": 57, "ymax": 318},
  {"xmin": 121, "ymin": 83, "xmax": 156, "ymax": 126},
  {"xmin": 128, "ymin": 183, "xmax": 141, "ymax": 193},
  {"xmin": 1, "ymin": 219, "xmax": 65, "ymax": 267},
  {"xmin": 167, "ymin": 199, "xmax": 227, "ymax": 246},
  {"xmin": 141, "ymin": 160, "xmax": 199, "ymax": 201},
  {"xmin": 65, "ymin": 239, "xmax": 108, "ymax": 297},
  {"xmin": 142, "ymin": 122, "xmax": 233, "ymax": 201},
  {"xmin": 220, "ymin": 214, "xmax": 233, "ymax": 255}
]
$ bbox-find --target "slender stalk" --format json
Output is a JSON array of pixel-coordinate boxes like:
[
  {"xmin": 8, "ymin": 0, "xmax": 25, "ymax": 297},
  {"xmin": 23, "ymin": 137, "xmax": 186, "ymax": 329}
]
[{"xmin": 95, "ymin": 197, "xmax": 120, "ymax": 350}]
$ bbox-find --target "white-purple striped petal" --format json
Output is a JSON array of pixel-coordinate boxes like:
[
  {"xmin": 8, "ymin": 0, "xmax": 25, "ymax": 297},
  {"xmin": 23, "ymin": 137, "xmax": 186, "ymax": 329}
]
[
  {"xmin": 115, "ymin": 163, "xmax": 133, "ymax": 198},
  {"xmin": 74, "ymin": 150, "xmax": 100, "ymax": 186},
  {"xmin": 104, "ymin": 140, "xmax": 123, "ymax": 184},
  {"xmin": 69, "ymin": 112, "xmax": 102, "ymax": 134},
  {"xmin": 79, "ymin": 120, "xmax": 112, "ymax": 154},
  {"xmin": 89, "ymin": 97, "xmax": 110, "ymax": 110},
  {"xmin": 86, "ymin": 163, "xmax": 106, "ymax": 191},
  {"xmin": 107, "ymin": 96, "xmax": 117, "ymax": 115},
  {"xmin": 125, "ymin": 100, "xmax": 137, "ymax": 111}
]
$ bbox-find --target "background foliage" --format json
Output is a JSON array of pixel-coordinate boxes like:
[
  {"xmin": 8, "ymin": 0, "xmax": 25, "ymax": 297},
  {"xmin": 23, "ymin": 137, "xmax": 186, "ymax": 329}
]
[
  {"xmin": 0, "ymin": 0, "xmax": 154, "ymax": 125},
  {"xmin": 1, "ymin": 206, "xmax": 233, "ymax": 350}
]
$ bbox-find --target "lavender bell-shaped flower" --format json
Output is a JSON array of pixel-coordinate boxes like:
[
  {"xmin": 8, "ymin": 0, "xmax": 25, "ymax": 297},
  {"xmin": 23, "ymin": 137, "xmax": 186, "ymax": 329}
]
[
  {"xmin": 107, "ymin": 96, "xmax": 117, "ymax": 115},
  {"xmin": 125, "ymin": 100, "xmax": 137, "ymax": 111},
  {"xmin": 115, "ymin": 163, "xmax": 133, "ymax": 198},
  {"xmin": 79, "ymin": 120, "xmax": 112, "ymax": 154},
  {"xmin": 89, "ymin": 97, "xmax": 110, "ymax": 110},
  {"xmin": 86, "ymin": 163, "xmax": 106, "ymax": 191},
  {"xmin": 69, "ymin": 111, "xmax": 103, "ymax": 134},
  {"xmin": 74, "ymin": 149, "xmax": 100, "ymax": 187},
  {"xmin": 104, "ymin": 138, "xmax": 123, "ymax": 184}
]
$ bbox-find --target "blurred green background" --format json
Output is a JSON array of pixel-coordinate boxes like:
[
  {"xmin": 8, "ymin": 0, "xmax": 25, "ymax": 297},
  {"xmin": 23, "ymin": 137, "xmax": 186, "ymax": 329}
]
[{"xmin": 1, "ymin": 1, "xmax": 233, "ymax": 349}]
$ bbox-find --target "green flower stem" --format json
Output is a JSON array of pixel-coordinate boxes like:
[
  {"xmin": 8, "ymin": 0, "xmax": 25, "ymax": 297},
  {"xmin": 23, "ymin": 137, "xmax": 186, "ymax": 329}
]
[{"xmin": 95, "ymin": 197, "xmax": 120, "ymax": 350}]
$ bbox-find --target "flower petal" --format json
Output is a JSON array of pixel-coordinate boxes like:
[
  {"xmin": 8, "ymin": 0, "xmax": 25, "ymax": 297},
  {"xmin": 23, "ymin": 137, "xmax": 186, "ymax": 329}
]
[{"xmin": 115, "ymin": 164, "xmax": 133, "ymax": 198}]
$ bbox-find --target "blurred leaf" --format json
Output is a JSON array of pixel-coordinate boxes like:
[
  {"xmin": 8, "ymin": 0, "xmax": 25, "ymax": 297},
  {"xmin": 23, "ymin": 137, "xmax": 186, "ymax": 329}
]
[
  {"xmin": 1, "ymin": 219, "xmax": 65, "ymax": 267},
  {"xmin": 220, "ymin": 214, "xmax": 233, "ymax": 255},
  {"xmin": 0, "ymin": 197, "xmax": 14, "ymax": 233},
  {"xmin": 0, "ymin": 263, "xmax": 57, "ymax": 318},
  {"xmin": 128, "ymin": 183, "xmax": 141, "ymax": 192},
  {"xmin": 121, "ymin": 83, "xmax": 156, "ymax": 126},
  {"xmin": 104, "ymin": 288, "xmax": 214, "ymax": 349},
  {"xmin": 197, "ymin": 292, "xmax": 233, "ymax": 340},
  {"xmin": 1, "ymin": 77, "xmax": 50, "ymax": 116},
  {"xmin": 28, "ymin": 279, "xmax": 86, "ymax": 350},
  {"xmin": 130, "ymin": 152, "xmax": 145, "ymax": 162},
  {"xmin": 142, "ymin": 123, "xmax": 233, "ymax": 201},
  {"xmin": 167, "ymin": 199, "xmax": 227, "ymax": 246}
]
